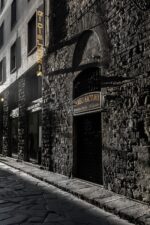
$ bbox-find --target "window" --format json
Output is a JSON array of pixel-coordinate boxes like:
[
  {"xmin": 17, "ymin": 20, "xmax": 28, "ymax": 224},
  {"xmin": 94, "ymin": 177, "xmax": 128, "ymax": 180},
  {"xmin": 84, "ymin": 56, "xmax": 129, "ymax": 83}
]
[
  {"xmin": 0, "ymin": 60, "xmax": 3, "ymax": 83},
  {"xmin": 0, "ymin": 22, "xmax": 4, "ymax": 48},
  {"xmin": 0, "ymin": 58, "xmax": 6, "ymax": 84},
  {"xmin": 27, "ymin": 75, "xmax": 42, "ymax": 102},
  {"xmin": 10, "ymin": 82, "xmax": 18, "ymax": 109},
  {"xmin": 10, "ymin": 41, "xmax": 17, "ymax": 72},
  {"xmin": 10, "ymin": 38, "xmax": 21, "ymax": 73},
  {"xmin": 0, "ymin": 0, "xmax": 4, "ymax": 11},
  {"xmin": 11, "ymin": 0, "xmax": 17, "ymax": 29},
  {"xmin": 28, "ymin": 13, "xmax": 36, "ymax": 54}
]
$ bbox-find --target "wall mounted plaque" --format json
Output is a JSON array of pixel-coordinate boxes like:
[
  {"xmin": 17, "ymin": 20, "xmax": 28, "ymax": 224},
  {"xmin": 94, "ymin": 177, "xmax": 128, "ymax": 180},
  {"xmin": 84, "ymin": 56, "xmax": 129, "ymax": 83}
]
[{"xmin": 73, "ymin": 92, "xmax": 102, "ymax": 115}]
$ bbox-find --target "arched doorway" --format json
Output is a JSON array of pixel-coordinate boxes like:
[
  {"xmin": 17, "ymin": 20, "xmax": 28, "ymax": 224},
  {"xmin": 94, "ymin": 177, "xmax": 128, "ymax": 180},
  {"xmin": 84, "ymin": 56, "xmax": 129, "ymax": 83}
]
[
  {"xmin": 73, "ymin": 67, "xmax": 103, "ymax": 185},
  {"xmin": 72, "ymin": 28, "xmax": 110, "ymax": 184}
]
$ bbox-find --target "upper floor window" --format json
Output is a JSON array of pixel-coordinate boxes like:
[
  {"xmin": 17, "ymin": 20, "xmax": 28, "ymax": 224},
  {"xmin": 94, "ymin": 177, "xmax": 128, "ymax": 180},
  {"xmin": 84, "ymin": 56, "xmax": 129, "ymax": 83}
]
[
  {"xmin": 0, "ymin": 60, "xmax": 3, "ymax": 84},
  {"xmin": 0, "ymin": 22, "xmax": 4, "ymax": 48},
  {"xmin": 28, "ymin": 13, "xmax": 36, "ymax": 55},
  {"xmin": 10, "ymin": 41, "xmax": 17, "ymax": 73},
  {"xmin": 0, "ymin": 58, "xmax": 6, "ymax": 84},
  {"xmin": 10, "ymin": 38, "xmax": 21, "ymax": 73},
  {"xmin": 0, "ymin": 0, "xmax": 4, "ymax": 11},
  {"xmin": 11, "ymin": 0, "xmax": 17, "ymax": 29}
]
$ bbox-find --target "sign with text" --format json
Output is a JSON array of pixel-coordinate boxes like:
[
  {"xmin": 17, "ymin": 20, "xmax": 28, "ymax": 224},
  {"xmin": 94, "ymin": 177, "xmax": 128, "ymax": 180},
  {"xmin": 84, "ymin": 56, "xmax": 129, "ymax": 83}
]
[
  {"xmin": 73, "ymin": 92, "xmax": 102, "ymax": 115},
  {"xmin": 10, "ymin": 108, "xmax": 19, "ymax": 118},
  {"xmin": 27, "ymin": 98, "xmax": 42, "ymax": 113},
  {"xmin": 36, "ymin": 5, "xmax": 44, "ymax": 76}
]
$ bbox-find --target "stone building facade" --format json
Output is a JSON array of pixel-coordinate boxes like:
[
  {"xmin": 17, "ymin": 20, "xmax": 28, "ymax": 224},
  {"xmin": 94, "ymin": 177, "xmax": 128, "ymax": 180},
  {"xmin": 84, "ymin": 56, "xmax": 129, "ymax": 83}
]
[
  {"xmin": 42, "ymin": 0, "xmax": 150, "ymax": 203},
  {"xmin": 0, "ymin": 0, "xmax": 150, "ymax": 204},
  {"xmin": 0, "ymin": 0, "xmax": 49, "ymax": 160}
]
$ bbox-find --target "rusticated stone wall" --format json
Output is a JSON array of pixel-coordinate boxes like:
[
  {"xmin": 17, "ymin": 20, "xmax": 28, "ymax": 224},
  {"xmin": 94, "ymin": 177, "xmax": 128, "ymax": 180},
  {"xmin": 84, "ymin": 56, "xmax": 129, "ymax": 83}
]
[
  {"xmin": 18, "ymin": 77, "xmax": 27, "ymax": 161},
  {"xmin": 2, "ymin": 90, "xmax": 10, "ymax": 156},
  {"xmin": 101, "ymin": 0, "xmax": 150, "ymax": 203},
  {"xmin": 103, "ymin": 76, "xmax": 150, "ymax": 202},
  {"xmin": 43, "ymin": 0, "xmax": 108, "ymax": 176},
  {"xmin": 0, "ymin": 103, "xmax": 3, "ymax": 154},
  {"xmin": 43, "ymin": 0, "xmax": 150, "ymax": 203}
]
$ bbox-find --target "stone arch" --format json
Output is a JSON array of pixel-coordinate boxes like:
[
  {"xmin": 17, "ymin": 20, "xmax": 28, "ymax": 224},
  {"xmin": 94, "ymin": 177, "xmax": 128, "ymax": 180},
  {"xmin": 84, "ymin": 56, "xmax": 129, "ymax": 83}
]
[
  {"xmin": 72, "ymin": 29, "xmax": 110, "ymax": 69},
  {"xmin": 73, "ymin": 67, "xmax": 100, "ymax": 99}
]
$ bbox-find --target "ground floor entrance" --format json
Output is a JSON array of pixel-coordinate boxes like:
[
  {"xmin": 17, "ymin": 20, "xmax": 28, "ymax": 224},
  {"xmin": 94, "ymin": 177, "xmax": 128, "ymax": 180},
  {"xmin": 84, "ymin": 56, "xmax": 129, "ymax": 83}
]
[
  {"xmin": 74, "ymin": 112, "xmax": 103, "ymax": 184},
  {"xmin": 27, "ymin": 111, "xmax": 42, "ymax": 164},
  {"xmin": 10, "ymin": 118, "xmax": 18, "ymax": 156}
]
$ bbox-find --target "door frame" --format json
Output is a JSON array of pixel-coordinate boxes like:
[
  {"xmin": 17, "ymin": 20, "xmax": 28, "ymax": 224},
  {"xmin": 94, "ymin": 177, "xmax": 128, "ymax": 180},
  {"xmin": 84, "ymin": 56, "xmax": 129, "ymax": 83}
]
[
  {"xmin": 27, "ymin": 110, "xmax": 42, "ymax": 164},
  {"xmin": 73, "ymin": 111, "xmax": 103, "ymax": 184}
]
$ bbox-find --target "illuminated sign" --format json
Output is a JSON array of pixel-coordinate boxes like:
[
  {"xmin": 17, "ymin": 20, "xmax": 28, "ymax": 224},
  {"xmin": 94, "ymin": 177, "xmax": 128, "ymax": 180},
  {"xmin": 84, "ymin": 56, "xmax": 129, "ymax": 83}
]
[
  {"xmin": 10, "ymin": 108, "xmax": 19, "ymax": 118},
  {"xmin": 36, "ymin": 5, "xmax": 44, "ymax": 76},
  {"xmin": 27, "ymin": 98, "xmax": 42, "ymax": 113},
  {"xmin": 73, "ymin": 92, "xmax": 102, "ymax": 115}
]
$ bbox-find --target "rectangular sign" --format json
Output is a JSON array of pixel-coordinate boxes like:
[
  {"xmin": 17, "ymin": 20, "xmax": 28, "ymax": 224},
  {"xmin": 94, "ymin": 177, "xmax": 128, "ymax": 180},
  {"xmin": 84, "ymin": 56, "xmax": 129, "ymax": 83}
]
[
  {"xmin": 36, "ymin": 5, "xmax": 44, "ymax": 76},
  {"xmin": 27, "ymin": 98, "xmax": 42, "ymax": 113},
  {"xmin": 10, "ymin": 108, "xmax": 19, "ymax": 118},
  {"xmin": 73, "ymin": 92, "xmax": 102, "ymax": 115}
]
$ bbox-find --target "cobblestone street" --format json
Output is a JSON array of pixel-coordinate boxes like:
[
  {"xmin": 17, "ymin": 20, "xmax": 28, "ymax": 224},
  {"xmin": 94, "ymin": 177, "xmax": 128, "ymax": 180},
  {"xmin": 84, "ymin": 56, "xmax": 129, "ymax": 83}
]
[{"xmin": 0, "ymin": 162, "xmax": 135, "ymax": 225}]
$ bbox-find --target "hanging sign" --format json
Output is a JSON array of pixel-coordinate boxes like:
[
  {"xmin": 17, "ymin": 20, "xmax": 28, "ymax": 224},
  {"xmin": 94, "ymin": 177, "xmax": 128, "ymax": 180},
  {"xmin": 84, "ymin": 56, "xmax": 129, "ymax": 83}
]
[
  {"xmin": 27, "ymin": 98, "xmax": 42, "ymax": 113},
  {"xmin": 10, "ymin": 108, "xmax": 19, "ymax": 118},
  {"xmin": 73, "ymin": 92, "xmax": 102, "ymax": 115},
  {"xmin": 36, "ymin": 5, "xmax": 44, "ymax": 76}
]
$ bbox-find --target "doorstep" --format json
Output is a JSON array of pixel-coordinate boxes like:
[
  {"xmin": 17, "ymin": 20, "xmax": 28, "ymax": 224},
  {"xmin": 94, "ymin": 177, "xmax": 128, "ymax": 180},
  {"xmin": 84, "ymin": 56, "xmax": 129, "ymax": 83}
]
[{"xmin": 0, "ymin": 155, "xmax": 150, "ymax": 225}]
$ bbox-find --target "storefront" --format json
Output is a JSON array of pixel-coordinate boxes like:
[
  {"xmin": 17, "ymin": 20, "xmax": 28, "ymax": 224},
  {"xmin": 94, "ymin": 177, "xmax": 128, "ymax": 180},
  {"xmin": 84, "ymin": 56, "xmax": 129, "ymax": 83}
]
[
  {"xmin": 9, "ymin": 83, "xmax": 19, "ymax": 157},
  {"xmin": 27, "ymin": 98, "xmax": 42, "ymax": 164},
  {"xmin": 10, "ymin": 108, "xmax": 19, "ymax": 157}
]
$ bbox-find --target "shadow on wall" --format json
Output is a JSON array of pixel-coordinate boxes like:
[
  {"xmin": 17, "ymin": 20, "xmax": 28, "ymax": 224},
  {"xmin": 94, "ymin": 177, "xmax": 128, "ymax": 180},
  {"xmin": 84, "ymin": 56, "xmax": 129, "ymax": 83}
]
[{"xmin": 53, "ymin": 0, "xmax": 68, "ymax": 44}]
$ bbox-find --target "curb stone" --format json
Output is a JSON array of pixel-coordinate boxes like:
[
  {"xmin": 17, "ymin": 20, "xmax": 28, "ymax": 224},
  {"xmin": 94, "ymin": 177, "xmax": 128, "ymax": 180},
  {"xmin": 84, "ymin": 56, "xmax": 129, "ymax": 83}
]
[{"xmin": 0, "ymin": 156, "xmax": 150, "ymax": 225}]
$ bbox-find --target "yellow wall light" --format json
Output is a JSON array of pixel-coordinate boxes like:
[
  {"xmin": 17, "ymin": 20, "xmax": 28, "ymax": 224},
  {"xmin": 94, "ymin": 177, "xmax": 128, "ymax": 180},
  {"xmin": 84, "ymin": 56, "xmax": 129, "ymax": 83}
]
[{"xmin": 0, "ymin": 97, "xmax": 4, "ymax": 102}]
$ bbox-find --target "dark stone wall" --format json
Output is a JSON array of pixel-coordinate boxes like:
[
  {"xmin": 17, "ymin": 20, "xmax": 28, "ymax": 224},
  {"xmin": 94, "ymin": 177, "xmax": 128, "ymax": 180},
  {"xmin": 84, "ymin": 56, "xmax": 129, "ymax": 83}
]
[
  {"xmin": 101, "ymin": 0, "xmax": 150, "ymax": 203},
  {"xmin": 2, "ymin": 90, "xmax": 10, "ymax": 156},
  {"xmin": 43, "ymin": 0, "xmax": 111, "ymax": 175},
  {"xmin": 103, "ymin": 77, "xmax": 150, "ymax": 202},
  {"xmin": 42, "ymin": 63, "xmax": 74, "ymax": 175},
  {"xmin": 18, "ymin": 77, "xmax": 27, "ymax": 161},
  {"xmin": 0, "ymin": 103, "xmax": 3, "ymax": 154},
  {"xmin": 0, "ymin": 77, "xmax": 27, "ymax": 160},
  {"xmin": 43, "ymin": 0, "xmax": 150, "ymax": 203}
]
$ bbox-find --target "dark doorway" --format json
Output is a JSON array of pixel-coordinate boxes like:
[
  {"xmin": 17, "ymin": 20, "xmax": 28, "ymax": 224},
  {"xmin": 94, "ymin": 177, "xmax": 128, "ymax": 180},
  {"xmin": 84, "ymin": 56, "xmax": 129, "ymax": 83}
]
[
  {"xmin": 10, "ymin": 118, "xmax": 18, "ymax": 156},
  {"xmin": 74, "ymin": 112, "xmax": 103, "ymax": 184},
  {"xmin": 28, "ymin": 111, "xmax": 42, "ymax": 164}
]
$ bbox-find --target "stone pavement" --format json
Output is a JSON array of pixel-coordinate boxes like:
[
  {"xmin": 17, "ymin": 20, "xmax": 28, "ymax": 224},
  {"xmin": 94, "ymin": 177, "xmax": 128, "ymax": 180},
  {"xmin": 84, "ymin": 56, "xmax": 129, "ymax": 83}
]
[
  {"xmin": 0, "ymin": 162, "xmax": 134, "ymax": 225},
  {"xmin": 0, "ymin": 156, "xmax": 150, "ymax": 225}
]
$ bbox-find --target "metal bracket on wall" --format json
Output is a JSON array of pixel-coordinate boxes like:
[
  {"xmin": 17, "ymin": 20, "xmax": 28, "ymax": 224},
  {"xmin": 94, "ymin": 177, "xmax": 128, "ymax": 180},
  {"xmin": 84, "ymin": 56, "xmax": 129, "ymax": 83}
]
[
  {"xmin": 131, "ymin": 0, "xmax": 150, "ymax": 11},
  {"xmin": 43, "ymin": 76, "xmax": 50, "ymax": 87}
]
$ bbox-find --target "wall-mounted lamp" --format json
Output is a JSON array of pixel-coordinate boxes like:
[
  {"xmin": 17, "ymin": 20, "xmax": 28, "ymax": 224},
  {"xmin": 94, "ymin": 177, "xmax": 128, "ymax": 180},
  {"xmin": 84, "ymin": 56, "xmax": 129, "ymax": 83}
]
[
  {"xmin": 37, "ymin": 71, "xmax": 43, "ymax": 77},
  {"xmin": 0, "ymin": 97, "xmax": 4, "ymax": 102}
]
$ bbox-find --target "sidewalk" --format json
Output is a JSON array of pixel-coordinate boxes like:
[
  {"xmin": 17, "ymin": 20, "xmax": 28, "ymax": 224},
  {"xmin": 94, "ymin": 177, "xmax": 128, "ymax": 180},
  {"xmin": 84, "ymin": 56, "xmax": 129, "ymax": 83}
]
[{"xmin": 0, "ymin": 156, "xmax": 149, "ymax": 225}]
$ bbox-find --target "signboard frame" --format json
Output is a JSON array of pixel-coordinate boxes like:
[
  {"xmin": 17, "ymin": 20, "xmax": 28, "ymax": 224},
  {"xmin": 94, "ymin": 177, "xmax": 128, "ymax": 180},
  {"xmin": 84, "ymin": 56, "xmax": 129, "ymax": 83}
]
[{"xmin": 73, "ymin": 91, "xmax": 102, "ymax": 116}]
